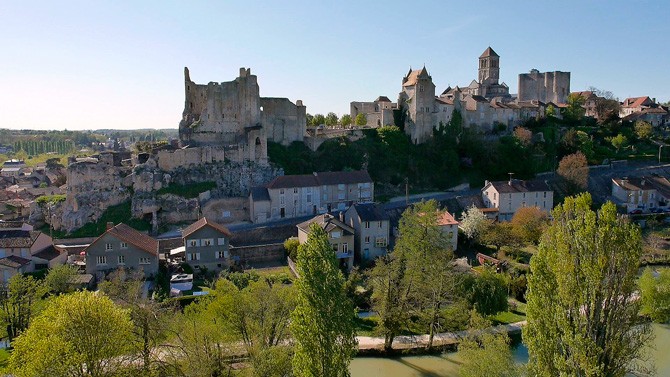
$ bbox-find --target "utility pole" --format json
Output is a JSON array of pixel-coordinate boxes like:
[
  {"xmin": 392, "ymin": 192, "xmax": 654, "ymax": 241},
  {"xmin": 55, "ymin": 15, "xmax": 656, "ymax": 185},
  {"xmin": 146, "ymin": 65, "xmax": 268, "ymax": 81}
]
[{"xmin": 405, "ymin": 177, "xmax": 409, "ymax": 205}]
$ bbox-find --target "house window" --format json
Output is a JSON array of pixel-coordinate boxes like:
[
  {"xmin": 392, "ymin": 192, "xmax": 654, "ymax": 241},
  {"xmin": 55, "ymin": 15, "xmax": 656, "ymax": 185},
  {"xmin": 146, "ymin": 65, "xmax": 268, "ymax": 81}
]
[
  {"xmin": 117, "ymin": 255, "xmax": 125, "ymax": 265},
  {"xmin": 294, "ymin": 188, "xmax": 298, "ymax": 194},
  {"xmin": 543, "ymin": 192, "xmax": 547, "ymax": 198},
  {"xmin": 280, "ymin": 195, "xmax": 285, "ymax": 205},
  {"xmin": 120, "ymin": 242, "xmax": 128, "ymax": 249},
  {"xmin": 378, "ymin": 221, "xmax": 383, "ymax": 228},
  {"xmin": 105, "ymin": 243, "xmax": 113, "ymax": 251},
  {"xmin": 202, "ymin": 239, "xmax": 213, "ymax": 246},
  {"xmin": 188, "ymin": 239, "xmax": 200, "ymax": 247},
  {"xmin": 280, "ymin": 189, "xmax": 285, "ymax": 195},
  {"xmin": 338, "ymin": 184, "xmax": 345, "ymax": 190},
  {"xmin": 375, "ymin": 237, "xmax": 387, "ymax": 248},
  {"xmin": 448, "ymin": 232, "xmax": 454, "ymax": 239},
  {"xmin": 217, "ymin": 251, "xmax": 226, "ymax": 259},
  {"xmin": 96, "ymin": 256, "xmax": 107, "ymax": 265},
  {"xmin": 187, "ymin": 253, "xmax": 200, "ymax": 261},
  {"xmin": 332, "ymin": 243, "xmax": 338, "ymax": 252},
  {"xmin": 364, "ymin": 221, "xmax": 370, "ymax": 229},
  {"xmin": 341, "ymin": 243, "xmax": 349, "ymax": 253},
  {"xmin": 223, "ymin": 211, "xmax": 231, "ymax": 218},
  {"xmin": 218, "ymin": 238, "xmax": 226, "ymax": 246},
  {"xmin": 139, "ymin": 257, "xmax": 151, "ymax": 265},
  {"xmin": 330, "ymin": 231, "xmax": 341, "ymax": 239},
  {"xmin": 493, "ymin": 192, "xmax": 497, "ymax": 200},
  {"xmin": 365, "ymin": 236, "xmax": 370, "ymax": 244},
  {"xmin": 338, "ymin": 192, "xmax": 345, "ymax": 200},
  {"xmin": 306, "ymin": 189, "xmax": 312, "ymax": 203}
]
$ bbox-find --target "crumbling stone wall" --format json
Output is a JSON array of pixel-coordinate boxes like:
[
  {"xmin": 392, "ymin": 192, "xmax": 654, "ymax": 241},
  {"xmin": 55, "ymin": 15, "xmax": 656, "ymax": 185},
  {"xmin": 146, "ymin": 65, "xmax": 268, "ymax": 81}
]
[
  {"xmin": 156, "ymin": 146, "xmax": 226, "ymax": 171},
  {"xmin": 261, "ymin": 98, "xmax": 306, "ymax": 146}
]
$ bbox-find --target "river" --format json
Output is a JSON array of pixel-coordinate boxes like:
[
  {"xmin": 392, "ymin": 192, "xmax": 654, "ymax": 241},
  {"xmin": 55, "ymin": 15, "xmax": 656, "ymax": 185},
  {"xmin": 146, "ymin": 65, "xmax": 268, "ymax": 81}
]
[{"xmin": 350, "ymin": 323, "xmax": 670, "ymax": 376}]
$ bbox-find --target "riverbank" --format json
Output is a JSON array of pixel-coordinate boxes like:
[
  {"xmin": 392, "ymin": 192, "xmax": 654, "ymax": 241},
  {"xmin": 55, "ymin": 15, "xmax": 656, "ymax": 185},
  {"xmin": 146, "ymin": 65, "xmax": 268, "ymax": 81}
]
[{"xmin": 356, "ymin": 321, "xmax": 526, "ymax": 356}]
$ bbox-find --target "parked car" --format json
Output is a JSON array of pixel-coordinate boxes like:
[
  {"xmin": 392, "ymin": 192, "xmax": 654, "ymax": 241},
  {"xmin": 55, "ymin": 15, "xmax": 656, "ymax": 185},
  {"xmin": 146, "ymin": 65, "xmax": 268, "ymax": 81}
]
[
  {"xmin": 651, "ymin": 208, "xmax": 665, "ymax": 213},
  {"xmin": 629, "ymin": 209, "xmax": 643, "ymax": 215}
]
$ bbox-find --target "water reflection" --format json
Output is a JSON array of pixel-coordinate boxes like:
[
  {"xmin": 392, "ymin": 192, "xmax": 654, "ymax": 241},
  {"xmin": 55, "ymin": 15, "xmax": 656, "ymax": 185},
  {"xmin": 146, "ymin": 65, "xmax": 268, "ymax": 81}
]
[{"xmin": 351, "ymin": 324, "xmax": 670, "ymax": 377}]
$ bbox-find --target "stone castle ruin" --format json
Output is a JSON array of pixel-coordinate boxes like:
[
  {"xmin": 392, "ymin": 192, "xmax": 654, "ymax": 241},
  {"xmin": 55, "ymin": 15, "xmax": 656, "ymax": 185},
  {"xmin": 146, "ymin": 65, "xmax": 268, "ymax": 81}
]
[
  {"xmin": 179, "ymin": 67, "xmax": 306, "ymax": 164},
  {"xmin": 58, "ymin": 67, "xmax": 305, "ymax": 233}
]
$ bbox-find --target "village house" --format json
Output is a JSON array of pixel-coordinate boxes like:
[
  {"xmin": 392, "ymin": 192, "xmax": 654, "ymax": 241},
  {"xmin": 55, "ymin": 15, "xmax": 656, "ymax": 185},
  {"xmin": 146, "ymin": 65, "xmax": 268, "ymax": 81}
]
[
  {"xmin": 481, "ymin": 179, "xmax": 553, "ymax": 221},
  {"xmin": 620, "ymin": 96, "xmax": 657, "ymax": 118},
  {"xmin": 343, "ymin": 203, "xmax": 390, "ymax": 262},
  {"xmin": 0, "ymin": 226, "xmax": 55, "ymax": 281},
  {"xmin": 181, "ymin": 217, "xmax": 232, "ymax": 271},
  {"xmin": 437, "ymin": 210, "xmax": 459, "ymax": 252},
  {"xmin": 297, "ymin": 213, "xmax": 355, "ymax": 272},
  {"xmin": 571, "ymin": 91, "xmax": 599, "ymax": 118},
  {"xmin": 85, "ymin": 223, "xmax": 159, "ymax": 281},
  {"xmin": 611, "ymin": 176, "xmax": 670, "ymax": 213},
  {"xmin": 249, "ymin": 170, "xmax": 374, "ymax": 224}
]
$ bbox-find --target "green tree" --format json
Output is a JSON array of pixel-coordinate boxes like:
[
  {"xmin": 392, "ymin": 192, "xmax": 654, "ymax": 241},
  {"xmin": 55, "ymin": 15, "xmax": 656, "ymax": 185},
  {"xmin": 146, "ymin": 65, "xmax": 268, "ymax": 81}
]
[
  {"xmin": 525, "ymin": 193, "xmax": 653, "ymax": 377},
  {"xmin": 369, "ymin": 254, "xmax": 409, "ymax": 351},
  {"xmin": 565, "ymin": 92, "xmax": 586, "ymax": 120},
  {"xmin": 458, "ymin": 311, "xmax": 522, "ymax": 377},
  {"xmin": 340, "ymin": 114, "xmax": 352, "ymax": 127},
  {"xmin": 44, "ymin": 264, "xmax": 79, "ymax": 295},
  {"xmin": 479, "ymin": 221, "xmax": 520, "ymax": 253},
  {"xmin": 355, "ymin": 113, "xmax": 367, "ymax": 126},
  {"xmin": 312, "ymin": 114, "xmax": 325, "ymax": 127},
  {"xmin": 99, "ymin": 269, "xmax": 172, "ymax": 375},
  {"xmin": 639, "ymin": 267, "xmax": 670, "ymax": 323},
  {"xmin": 284, "ymin": 237, "xmax": 300, "ymax": 262},
  {"xmin": 0, "ymin": 274, "xmax": 42, "ymax": 341},
  {"xmin": 610, "ymin": 133, "xmax": 628, "ymax": 154},
  {"xmin": 325, "ymin": 112, "xmax": 339, "ymax": 127},
  {"xmin": 634, "ymin": 120, "xmax": 653, "ymax": 140},
  {"xmin": 510, "ymin": 206, "xmax": 549, "ymax": 245},
  {"xmin": 8, "ymin": 291, "xmax": 134, "ymax": 377},
  {"xmin": 462, "ymin": 268, "xmax": 509, "ymax": 316},
  {"xmin": 291, "ymin": 223, "xmax": 357, "ymax": 377},
  {"xmin": 545, "ymin": 104, "xmax": 556, "ymax": 118}
]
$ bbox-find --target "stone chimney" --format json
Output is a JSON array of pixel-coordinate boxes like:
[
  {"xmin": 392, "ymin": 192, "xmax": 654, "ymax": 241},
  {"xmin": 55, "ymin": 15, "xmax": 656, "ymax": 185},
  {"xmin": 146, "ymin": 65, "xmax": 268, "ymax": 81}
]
[{"xmin": 106, "ymin": 222, "xmax": 115, "ymax": 231}]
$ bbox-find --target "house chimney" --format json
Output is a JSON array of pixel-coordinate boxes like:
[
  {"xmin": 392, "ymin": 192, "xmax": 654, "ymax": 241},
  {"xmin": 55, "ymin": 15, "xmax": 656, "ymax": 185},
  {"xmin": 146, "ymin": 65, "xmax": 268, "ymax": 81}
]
[
  {"xmin": 106, "ymin": 222, "xmax": 115, "ymax": 231},
  {"xmin": 339, "ymin": 211, "xmax": 344, "ymax": 222},
  {"xmin": 508, "ymin": 172, "xmax": 514, "ymax": 185}
]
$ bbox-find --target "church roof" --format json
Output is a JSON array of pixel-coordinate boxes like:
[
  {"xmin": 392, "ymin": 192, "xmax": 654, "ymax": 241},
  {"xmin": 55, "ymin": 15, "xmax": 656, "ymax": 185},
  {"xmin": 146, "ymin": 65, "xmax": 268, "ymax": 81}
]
[
  {"xmin": 480, "ymin": 47, "xmax": 499, "ymax": 58},
  {"xmin": 403, "ymin": 67, "xmax": 430, "ymax": 87}
]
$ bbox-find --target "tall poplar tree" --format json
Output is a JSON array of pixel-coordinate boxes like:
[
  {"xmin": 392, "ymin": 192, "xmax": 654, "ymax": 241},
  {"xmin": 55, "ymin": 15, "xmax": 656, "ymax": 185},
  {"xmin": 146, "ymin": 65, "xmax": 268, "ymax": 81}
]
[
  {"xmin": 291, "ymin": 223, "xmax": 357, "ymax": 377},
  {"xmin": 525, "ymin": 193, "xmax": 653, "ymax": 376}
]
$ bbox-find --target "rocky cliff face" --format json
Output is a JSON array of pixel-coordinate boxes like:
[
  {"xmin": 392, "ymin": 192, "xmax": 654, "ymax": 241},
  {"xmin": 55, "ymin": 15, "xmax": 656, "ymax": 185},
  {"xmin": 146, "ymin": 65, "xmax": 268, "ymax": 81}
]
[
  {"xmin": 59, "ymin": 156, "xmax": 282, "ymax": 234},
  {"xmin": 60, "ymin": 161, "xmax": 133, "ymax": 232},
  {"xmin": 131, "ymin": 159, "xmax": 280, "ymax": 226}
]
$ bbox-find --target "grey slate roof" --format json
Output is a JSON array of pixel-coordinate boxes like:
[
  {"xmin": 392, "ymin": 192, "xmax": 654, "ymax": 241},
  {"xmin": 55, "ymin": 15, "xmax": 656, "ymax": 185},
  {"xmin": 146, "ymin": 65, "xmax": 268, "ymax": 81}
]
[
  {"xmin": 33, "ymin": 245, "xmax": 62, "ymax": 261},
  {"xmin": 297, "ymin": 214, "xmax": 355, "ymax": 235},
  {"xmin": 351, "ymin": 203, "xmax": 390, "ymax": 222},
  {"xmin": 250, "ymin": 186, "xmax": 271, "ymax": 202},
  {"xmin": 265, "ymin": 170, "xmax": 372, "ymax": 189},
  {"xmin": 484, "ymin": 179, "xmax": 551, "ymax": 194},
  {"xmin": 0, "ymin": 230, "xmax": 41, "ymax": 248}
]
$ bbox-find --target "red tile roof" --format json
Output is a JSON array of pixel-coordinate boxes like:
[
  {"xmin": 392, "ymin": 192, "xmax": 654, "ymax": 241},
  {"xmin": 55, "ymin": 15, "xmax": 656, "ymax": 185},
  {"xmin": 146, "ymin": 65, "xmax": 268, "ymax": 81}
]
[
  {"xmin": 437, "ymin": 211, "xmax": 459, "ymax": 226},
  {"xmin": 621, "ymin": 96, "xmax": 653, "ymax": 109},
  {"xmin": 182, "ymin": 217, "xmax": 232, "ymax": 238}
]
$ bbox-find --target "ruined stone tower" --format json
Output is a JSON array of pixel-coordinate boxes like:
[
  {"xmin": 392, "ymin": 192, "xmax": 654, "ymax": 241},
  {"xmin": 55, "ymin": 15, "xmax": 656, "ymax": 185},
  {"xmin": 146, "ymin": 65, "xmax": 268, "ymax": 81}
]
[{"xmin": 179, "ymin": 67, "xmax": 266, "ymax": 164}]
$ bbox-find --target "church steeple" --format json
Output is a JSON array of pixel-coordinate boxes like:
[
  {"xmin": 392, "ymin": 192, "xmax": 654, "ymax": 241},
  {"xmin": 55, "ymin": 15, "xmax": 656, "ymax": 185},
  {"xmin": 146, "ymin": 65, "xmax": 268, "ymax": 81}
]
[{"xmin": 478, "ymin": 46, "xmax": 500, "ymax": 85}]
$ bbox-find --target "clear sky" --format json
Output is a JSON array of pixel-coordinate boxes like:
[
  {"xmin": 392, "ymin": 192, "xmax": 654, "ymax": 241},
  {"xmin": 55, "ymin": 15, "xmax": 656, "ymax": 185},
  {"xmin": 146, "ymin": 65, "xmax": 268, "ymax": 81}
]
[{"xmin": 2, "ymin": 1, "xmax": 668, "ymax": 130}]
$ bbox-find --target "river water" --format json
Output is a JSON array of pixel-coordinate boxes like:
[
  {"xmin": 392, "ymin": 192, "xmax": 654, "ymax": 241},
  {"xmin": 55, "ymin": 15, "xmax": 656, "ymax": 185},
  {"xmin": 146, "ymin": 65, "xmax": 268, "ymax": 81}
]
[{"xmin": 350, "ymin": 323, "xmax": 670, "ymax": 376}]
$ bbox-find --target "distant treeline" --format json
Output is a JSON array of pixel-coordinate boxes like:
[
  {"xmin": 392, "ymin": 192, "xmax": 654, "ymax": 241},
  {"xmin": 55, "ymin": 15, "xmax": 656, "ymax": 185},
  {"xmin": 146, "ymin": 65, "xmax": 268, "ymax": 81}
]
[{"xmin": 14, "ymin": 139, "xmax": 75, "ymax": 155}]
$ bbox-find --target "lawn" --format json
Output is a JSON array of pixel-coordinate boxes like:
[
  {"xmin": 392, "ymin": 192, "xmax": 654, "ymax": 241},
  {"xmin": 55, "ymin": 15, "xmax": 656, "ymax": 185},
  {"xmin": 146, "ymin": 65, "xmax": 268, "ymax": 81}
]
[
  {"xmin": 489, "ymin": 310, "xmax": 526, "ymax": 325},
  {"xmin": 355, "ymin": 316, "xmax": 379, "ymax": 336},
  {"xmin": 0, "ymin": 348, "xmax": 11, "ymax": 370}
]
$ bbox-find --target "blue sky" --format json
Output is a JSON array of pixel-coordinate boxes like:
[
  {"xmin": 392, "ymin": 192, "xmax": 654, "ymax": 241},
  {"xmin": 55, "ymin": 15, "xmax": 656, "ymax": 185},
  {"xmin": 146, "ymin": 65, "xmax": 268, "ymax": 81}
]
[{"xmin": 1, "ymin": 1, "xmax": 668, "ymax": 130}]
